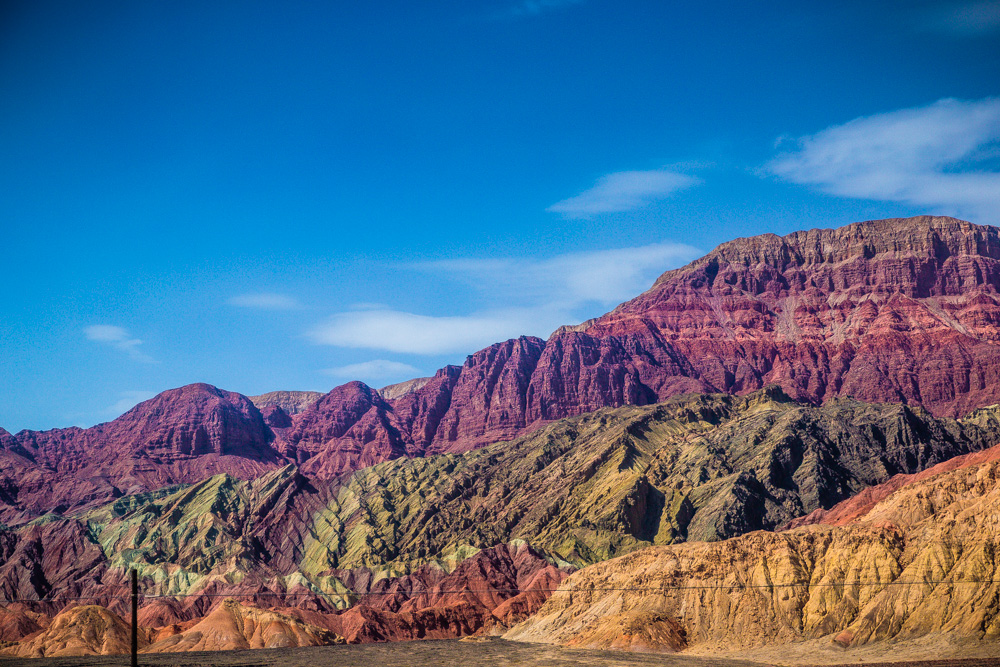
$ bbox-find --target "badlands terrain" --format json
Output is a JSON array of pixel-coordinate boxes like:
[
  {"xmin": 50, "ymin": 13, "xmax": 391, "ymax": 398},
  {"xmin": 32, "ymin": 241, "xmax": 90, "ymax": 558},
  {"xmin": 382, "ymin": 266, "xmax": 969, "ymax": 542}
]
[{"xmin": 6, "ymin": 217, "xmax": 1000, "ymax": 661}]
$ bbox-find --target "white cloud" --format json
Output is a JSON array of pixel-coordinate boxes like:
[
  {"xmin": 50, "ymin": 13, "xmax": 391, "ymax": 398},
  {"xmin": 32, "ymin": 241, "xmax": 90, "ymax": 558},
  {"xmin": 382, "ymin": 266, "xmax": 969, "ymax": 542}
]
[
  {"xmin": 84, "ymin": 325, "xmax": 154, "ymax": 363},
  {"xmin": 84, "ymin": 325, "xmax": 130, "ymax": 342},
  {"xmin": 104, "ymin": 390, "xmax": 156, "ymax": 417},
  {"xmin": 308, "ymin": 309, "xmax": 545, "ymax": 355},
  {"xmin": 509, "ymin": 0, "xmax": 585, "ymax": 16},
  {"xmin": 307, "ymin": 243, "xmax": 701, "ymax": 355},
  {"xmin": 420, "ymin": 242, "xmax": 701, "ymax": 306},
  {"xmin": 227, "ymin": 292, "xmax": 301, "ymax": 310},
  {"xmin": 920, "ymin": 1, "xmax": 1000, "ymax": 35},
  {"xmin": 548, "ymin": 169, "xmax": 702, "ymax": 217},
  {"xmin": 767, "ymin": 97, "xmax": 1000, "ymax": 224},
  {"xmin": 322, "ymin": 360, "xmax": 422, "ymax": 383}
]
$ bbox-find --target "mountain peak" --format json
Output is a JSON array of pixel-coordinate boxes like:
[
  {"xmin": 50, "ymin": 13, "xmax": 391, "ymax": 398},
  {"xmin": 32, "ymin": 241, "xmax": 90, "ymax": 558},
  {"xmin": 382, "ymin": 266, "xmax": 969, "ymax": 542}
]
[{"xmin": 652, "ymin": 216, "xmax": 998, "ymax": 290}]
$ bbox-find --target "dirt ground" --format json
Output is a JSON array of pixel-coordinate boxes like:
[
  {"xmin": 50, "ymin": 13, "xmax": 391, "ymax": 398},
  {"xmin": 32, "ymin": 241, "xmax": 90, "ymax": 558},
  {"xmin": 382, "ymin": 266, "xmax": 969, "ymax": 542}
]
[
  {"xmin": 0, "ymin": 638, "xmax": 762, "ymax": 667},
  {"xmin": 2, "ymin": 639, "xmax": 1000, "ymax": 667},
  {"xmin": 3, "ymin": 640, "xmax": 1000, "ymax": 667}
]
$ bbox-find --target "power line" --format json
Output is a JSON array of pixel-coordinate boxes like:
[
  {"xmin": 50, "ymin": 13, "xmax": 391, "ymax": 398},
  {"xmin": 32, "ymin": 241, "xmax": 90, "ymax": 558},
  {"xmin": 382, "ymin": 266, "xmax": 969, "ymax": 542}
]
[{"xmin": 3, "ymin": 578, "xmax": 998, "ymax": 605}]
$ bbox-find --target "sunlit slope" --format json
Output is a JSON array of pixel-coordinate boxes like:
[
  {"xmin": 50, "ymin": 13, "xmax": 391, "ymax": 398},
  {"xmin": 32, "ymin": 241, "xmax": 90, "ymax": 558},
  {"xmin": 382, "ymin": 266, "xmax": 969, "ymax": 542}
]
[
  {"xmin": 79, "ymin": 388, "xmax": 1000, "ymax": 584},
  {"xmin": 507, "ymin": 444, "xmax": 1000, "ymax": 652},
  {"xmin": 5, "ymin": 387, "xmax": 999, "ymax": 615},
  {"xmin": 298, "ymin": 386, "xmax": 1000, "ymax": 572}
]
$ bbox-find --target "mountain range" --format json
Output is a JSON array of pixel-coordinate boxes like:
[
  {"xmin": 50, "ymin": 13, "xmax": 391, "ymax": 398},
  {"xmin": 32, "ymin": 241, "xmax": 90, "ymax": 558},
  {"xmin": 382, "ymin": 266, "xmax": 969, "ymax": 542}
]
[{"xmin": 6, "ymin": 215, "xmax": 1000, "ymax": 659}]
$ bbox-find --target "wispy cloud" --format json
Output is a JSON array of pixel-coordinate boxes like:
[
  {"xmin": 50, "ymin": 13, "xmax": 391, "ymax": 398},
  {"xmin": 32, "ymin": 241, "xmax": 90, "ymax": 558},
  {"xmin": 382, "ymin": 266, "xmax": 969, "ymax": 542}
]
[
  {"xmin": 508, "ymin": 0, "xmax": 585, "ymax": 17},
  {"xmin": 307, "ymin": 243, "xmax": 700, "ymax": 355},
  {"xmin": 308, "ymin": 309, "xmax": 540, "ymax": 355},
  {"xmin": 322, "ymin": 360, "xmax": 422, "ymax": 384},
  {"xmin": 548, "ymin": 169, "xmax": 701, "ymax": 218},
  {"xmin": 420, "ymin": 242, "xmax": 701, "ymax": 305},
  {"xmin": 84, "ymin": 325, "xmax": 155, "ymax": 363},
  {"xmin": 918, "ymin": 1, "xmax": 1000, "ymax": 35},
  {"xmin": 227, "ymin": 292, "xmax": 302, "ymax": 310},
  {"xmin": 104, "ymin": 390, "xmax": 156, "ymax": 417},
  {"xmin": 767, "ymin": 97, "xmax": 1000, "ymax": 224}
]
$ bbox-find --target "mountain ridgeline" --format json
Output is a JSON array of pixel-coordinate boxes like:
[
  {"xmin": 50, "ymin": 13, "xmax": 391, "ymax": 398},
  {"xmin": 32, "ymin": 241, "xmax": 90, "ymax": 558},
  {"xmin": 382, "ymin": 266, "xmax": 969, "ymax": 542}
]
[
  {"xmin": 7, "ymin": 216, "xmax": 1000, "ymax": 656},
  {"xmin": 3, "ymin": 388, "xmax": 1000, "ymax": 610},
  {"xmin": 7, "ymin": 216, "xmax": 1000, "ymax": 521}
]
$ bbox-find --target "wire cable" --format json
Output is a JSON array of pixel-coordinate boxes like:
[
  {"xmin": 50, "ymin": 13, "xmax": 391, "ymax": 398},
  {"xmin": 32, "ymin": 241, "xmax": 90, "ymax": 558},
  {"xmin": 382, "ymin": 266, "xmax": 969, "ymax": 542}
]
[{"xmin": 2, "ymin": 578, "xmax": 998, "ymax": 605}]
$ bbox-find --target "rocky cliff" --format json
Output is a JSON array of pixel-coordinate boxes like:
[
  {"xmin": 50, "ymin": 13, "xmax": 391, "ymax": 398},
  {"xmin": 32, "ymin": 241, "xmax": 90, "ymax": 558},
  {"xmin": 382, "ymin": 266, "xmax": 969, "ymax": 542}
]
[
  {"xmin": 3, "ymin": 390, "xmax": 996, "ymax": 612},
  {"xmin": 144, "ymin": 599, "xmax": 343, "ymax": 652},
  {"xmin": 506, "ymin": 437, "xmax": 1000, "ymax": 656},
  {"xmin": 274, "ymin": 216, "xmax": 1000, "ymax": 476},
  {"xmin": 250, "ymin": 390, "xmax": 323, "ymax": 429},
  {"xmin": 7, "ymin": 217, "xmax": 1000, "ymax": 504},
  {"xmin": 2, "ymin": 384, "xmax": 284, "ymax": 518},
  {"xmin": 249, "ymin": 390, "xmax": 323, "ymax": 415}
]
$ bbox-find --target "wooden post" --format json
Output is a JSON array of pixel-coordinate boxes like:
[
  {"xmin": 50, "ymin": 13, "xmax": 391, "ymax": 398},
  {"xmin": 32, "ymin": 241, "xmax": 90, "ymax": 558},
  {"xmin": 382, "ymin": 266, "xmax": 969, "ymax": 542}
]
[{"xmin": 130, "ymin": 569, "xmax": 138, "ymax": 667}]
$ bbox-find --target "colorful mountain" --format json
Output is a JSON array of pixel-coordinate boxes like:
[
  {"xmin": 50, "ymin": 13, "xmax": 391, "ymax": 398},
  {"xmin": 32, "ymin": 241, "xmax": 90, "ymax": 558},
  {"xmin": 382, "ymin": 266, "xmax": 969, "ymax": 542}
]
[
  {"xmin": 144, "ymin": 599, "xmax": 343, "ymax": 652},
  {"xmin": 8, "ymin": 216, "xmax": 1000, "ymax": 520},
  {"xmin": 3, "ymin": 605, "xmax": 146, "ymax": 658},
  {"xmin": 278, "ymin": 215, "xmax": 1000, "ymax": 475},
  {"xmin": 2, "ymin": 388, "xmax": 999, "ymax": 653},
  {"xmin": 5, "ymin": 216, "xmax": 1000, "ymax": 657},
  {"xmin": 505, "ymin": 428, "xmax": 1000, "ymax": 659}
]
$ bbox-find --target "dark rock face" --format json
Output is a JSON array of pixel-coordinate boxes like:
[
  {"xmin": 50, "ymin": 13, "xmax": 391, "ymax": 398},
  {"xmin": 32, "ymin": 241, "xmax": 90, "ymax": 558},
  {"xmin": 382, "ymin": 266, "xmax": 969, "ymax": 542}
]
[
  {"xmin": 259, "ymin": 405, "xmax": 292, "ymax": 429},
  {"xmin": 0, "ymin": 519, "xmax": 108, "ymax": 608},
  {"xmin": 305, "ymin": 542, "xmax": 569, "ymax": 643}
]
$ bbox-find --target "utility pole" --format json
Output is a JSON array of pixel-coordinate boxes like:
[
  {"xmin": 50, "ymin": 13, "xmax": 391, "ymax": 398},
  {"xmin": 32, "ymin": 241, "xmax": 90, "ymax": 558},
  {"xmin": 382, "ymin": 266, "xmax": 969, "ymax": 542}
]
[{"xmin": 130, "ymin": 569, "xmax": 138, "ymax": 667}]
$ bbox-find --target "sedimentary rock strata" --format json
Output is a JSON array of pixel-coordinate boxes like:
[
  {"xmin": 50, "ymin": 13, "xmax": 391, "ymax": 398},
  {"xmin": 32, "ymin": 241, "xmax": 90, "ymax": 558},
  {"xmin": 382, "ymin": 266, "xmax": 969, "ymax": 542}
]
[
  {"xmin": 506, "ymin": 451, "xmax": 1000, "ymax": 651},
  {"xmin": 9, "ymin": 217, "xmax": 1000, "ymax": 512}
]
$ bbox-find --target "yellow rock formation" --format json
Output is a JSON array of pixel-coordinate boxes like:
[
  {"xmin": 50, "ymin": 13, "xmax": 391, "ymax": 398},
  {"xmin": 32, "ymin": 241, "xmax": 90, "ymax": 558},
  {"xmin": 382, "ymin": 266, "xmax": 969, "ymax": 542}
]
[
  {"xmin": 506, "ymin": 457, "xmax": 1000, "ymax": 655},
  {"xmin": 4, "ymin": 604, "xmax": 145, "ymax": 658}
]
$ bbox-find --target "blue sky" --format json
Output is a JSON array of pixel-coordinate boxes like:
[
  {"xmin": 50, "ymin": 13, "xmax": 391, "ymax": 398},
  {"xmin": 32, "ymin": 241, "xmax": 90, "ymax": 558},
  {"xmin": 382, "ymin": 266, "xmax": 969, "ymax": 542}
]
[{"xmin": 2, "ymin": 0, "xmax": 999, "ymax": 431}]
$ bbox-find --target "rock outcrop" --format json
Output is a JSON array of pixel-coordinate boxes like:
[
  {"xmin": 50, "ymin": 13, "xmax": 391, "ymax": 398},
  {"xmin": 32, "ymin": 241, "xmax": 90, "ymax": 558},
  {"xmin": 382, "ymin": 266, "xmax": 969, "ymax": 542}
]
[
  {"xmin": 2, "ymin": 384, "xmax": 284, "ymax": 519},
  {"xmin": 506, "ymin": 446, "xmax": 1000, "ymax": 653},
  {"xmin": 144, "ymin": 599, "xmax": 342, "ymax": 652},
  {"xmin": 250, "ymin": 391, "xmax": 323, "ymax": 429},
  {"xmin": 3, "ymin": 604, "xmax": 145, "ymax": 657},
  {"xmin": 248, "ymin": 390, "xmax": 323, "ymax": 415},
  {"xmin": 272, "ymin": 216, "xmax": 1000, "ymax": 477}
]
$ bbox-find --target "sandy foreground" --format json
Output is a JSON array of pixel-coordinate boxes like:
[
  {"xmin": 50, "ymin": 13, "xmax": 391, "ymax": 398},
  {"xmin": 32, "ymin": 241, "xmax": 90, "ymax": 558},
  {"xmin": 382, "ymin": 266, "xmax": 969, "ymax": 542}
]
[
  {"xmin": 0, "ymin": 639, "xmax": 755, "ymax": 667},
  {"xmin": 2, "ymin": 639, "xmax": 1000, "ymax": 667}
]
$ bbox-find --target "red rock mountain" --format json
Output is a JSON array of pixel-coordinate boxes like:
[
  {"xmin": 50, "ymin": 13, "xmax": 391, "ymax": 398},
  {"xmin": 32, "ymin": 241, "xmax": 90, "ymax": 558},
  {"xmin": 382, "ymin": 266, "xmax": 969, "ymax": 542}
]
[
  {"xmin": 7, "ymin": 216, "xmax": 1000, "ymax": 504},
  {"xmin": 276, "ymin": 216, "xmax": 1000, "ymax": 475},
  {"xmin": 5, "ymin": 384, "xmax": 282, "ymax": 515}
]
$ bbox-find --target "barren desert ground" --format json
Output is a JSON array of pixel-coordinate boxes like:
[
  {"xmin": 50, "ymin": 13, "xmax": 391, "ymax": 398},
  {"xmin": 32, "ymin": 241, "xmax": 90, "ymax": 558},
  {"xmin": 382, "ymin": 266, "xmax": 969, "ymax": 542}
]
[
  {"xmin": 4, "ymin": 640, "xmax": 1000, "ymax": 667},
  {"xmin": 0, "ymin": 639, "xmax": 757, "ymax": 666}
]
